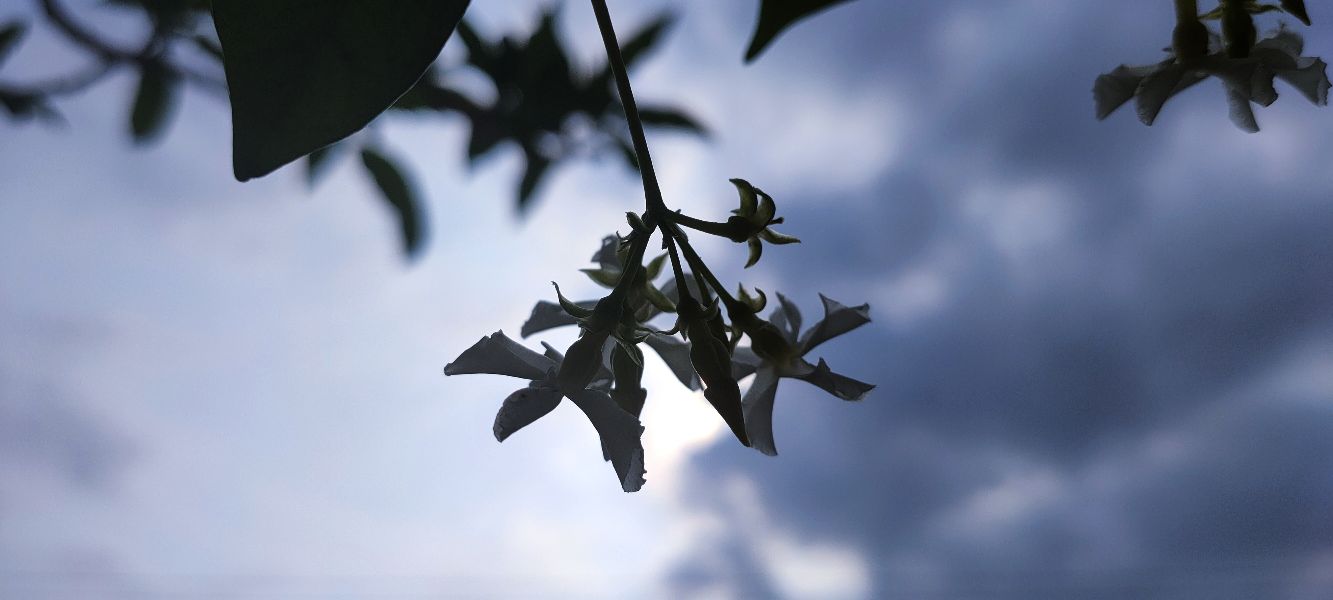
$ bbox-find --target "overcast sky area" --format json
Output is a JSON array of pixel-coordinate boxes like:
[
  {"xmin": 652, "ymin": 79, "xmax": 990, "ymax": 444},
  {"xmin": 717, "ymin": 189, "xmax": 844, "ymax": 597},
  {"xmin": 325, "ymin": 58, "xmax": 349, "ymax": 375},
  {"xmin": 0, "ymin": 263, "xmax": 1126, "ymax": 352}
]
[{"xmin": 3, "ymin": 0, "xmax": 1333, "ymax": 598}]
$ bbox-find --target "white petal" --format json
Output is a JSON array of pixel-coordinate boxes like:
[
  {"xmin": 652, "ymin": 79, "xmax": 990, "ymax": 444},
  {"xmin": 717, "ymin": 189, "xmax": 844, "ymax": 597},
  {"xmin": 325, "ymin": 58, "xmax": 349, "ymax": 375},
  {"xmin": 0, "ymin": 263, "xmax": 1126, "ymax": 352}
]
[
  {"xmin": 1225, "ymin": 83, "xmax": 1260, "ymax": 133},
  {"xmin": 798, "ymin": 294, "xmax": 872, "ymax": 355},
  {"xmin": 493, "ymin": 385, "xmax": 562, "ymax": 442},
  {"xmin": 520, "ymin": 301, "xmax": 584, "ymax": 338},
  {"xmin": 444, "ymin": 331, "xmax": 554, "ymax": 381},
  {"xmin": 769, "ymin": 292, "xmax": 803, "ymax": 341},
  {"xmin": 644, "ymin": 333, "xmax": 701, "ymax": 390},
  {"xmin": 569, "ymin": 389, "xmax": 647, "ymax": 492},
  {"xmin": 1277, "ymin": 57, "xmax": 1330, "ymax": 105},
  {"xmin": 1094, "ymin": 64, "xmax": 1156, "ymax": 120},
  {"xmin": 741, "ymin": 367, "xmax": 782, "ymax": 456},
  {"xmin": 796, "ymin": 358, "xmax": 876, "ymax": 401}
]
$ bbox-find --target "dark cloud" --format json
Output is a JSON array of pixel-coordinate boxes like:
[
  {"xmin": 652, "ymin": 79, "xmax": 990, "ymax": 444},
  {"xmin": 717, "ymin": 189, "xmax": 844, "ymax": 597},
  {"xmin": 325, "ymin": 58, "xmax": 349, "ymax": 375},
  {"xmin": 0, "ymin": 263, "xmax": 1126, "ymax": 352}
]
[{"xmin": 675, "ymin": 2, "xmax": 1333, "ymax": 598}]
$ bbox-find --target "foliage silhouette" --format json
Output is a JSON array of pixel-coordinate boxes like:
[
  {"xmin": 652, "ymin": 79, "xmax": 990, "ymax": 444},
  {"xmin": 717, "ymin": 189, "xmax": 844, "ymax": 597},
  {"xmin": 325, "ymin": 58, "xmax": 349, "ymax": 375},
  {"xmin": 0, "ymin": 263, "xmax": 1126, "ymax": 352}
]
[
  {"xmin": 0, "ymin": 0, "xmax": 706, "ymax": 254},
  {"xmin": 6, "ymin": 0, "xmax": 1328, "ymax": 492}
]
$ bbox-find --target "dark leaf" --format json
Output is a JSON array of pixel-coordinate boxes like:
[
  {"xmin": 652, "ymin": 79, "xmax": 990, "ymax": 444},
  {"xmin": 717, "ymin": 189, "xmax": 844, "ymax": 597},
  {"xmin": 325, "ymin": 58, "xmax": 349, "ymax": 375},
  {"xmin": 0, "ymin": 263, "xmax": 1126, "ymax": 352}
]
[
  {"xmin": 745, "ymin": 0, "xmax": 855, "ymax": 62},
  {"xmin": 213, "ymin": 0, "xmax": 471, "ymax": 180},
  {"xmin": 1282, "ymin": 0, "xmax": 1311, "ymax": 25},
  {"xmin": 0, "ymin": 20, "xmax": 26, "ymax": 66},
  {"xmin": 637, "ymin": 106, "xmax": 708, "ymax": 136},
  {"xmin": 360, "ymin": 148, "xmax": 426, "ymax": 257},
  {"xmin": 0, "ymin": 91, "xmax": 60, "ymax": 122},
  {"xmin": 620, "ymin": 13, "xmax": 674, "ymax": 70},
  {"xmin": 518, "ymin": 151, "xmax": 551, "ymax": 210},
  {"xmin": 305, "ymin": 142, "xmax": 343, "ymax": 187},
  {"xmin": 130, "ymin": 62, "xmax": 179, "ymax": 143}
]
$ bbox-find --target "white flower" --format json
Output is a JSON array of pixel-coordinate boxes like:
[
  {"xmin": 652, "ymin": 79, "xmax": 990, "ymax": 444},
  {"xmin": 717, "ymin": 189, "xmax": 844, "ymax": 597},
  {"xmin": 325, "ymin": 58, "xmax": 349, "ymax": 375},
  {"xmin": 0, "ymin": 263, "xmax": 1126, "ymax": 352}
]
[
  {"xmin": 444, "ymin": 331, "xmax": 646, "ymax": 492},
  {"xmin": 1095, "ymin": 29, "xmax": 1328, "ymax": 132},
  {"xmin": 731, "ymin": 294, "xmax": 875, "ymax": 456}
]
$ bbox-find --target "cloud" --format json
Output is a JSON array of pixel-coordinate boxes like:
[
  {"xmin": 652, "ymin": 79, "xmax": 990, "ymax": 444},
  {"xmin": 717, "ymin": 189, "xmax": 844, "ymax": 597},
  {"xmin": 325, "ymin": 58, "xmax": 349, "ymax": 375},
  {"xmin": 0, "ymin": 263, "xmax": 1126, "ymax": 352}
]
[{"xmin": 672, "ymin": 2, "xmax": 1333, "ymax": 598}]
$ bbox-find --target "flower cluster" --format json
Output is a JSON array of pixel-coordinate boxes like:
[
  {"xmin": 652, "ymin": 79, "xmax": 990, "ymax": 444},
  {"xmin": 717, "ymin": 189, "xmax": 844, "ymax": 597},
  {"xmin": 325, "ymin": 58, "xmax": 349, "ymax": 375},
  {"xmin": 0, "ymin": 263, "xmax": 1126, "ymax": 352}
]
[
  {"xmin": 1095, "ymin": 1, "xmax": 1328, "ymax": 132},
  {"xmin": 445, "ymin": 181, "xmax": 873, "ymax": 492}
]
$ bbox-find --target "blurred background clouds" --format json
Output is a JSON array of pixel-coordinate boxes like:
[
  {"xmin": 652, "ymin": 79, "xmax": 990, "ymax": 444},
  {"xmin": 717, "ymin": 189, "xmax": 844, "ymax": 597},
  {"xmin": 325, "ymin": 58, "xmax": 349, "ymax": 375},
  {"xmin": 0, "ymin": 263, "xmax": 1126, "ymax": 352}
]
[{"xmin": 3, "ymin": 0, "xmax": 1332, "ymax": 598}]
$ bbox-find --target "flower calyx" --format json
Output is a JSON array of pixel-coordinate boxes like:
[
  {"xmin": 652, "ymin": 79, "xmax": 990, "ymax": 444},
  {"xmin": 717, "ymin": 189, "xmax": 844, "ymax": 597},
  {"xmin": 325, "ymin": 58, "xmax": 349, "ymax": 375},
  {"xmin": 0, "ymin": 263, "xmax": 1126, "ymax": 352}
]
[{"xmin": 728, "ymin": 178, "xmax": 800, "ymax": 268}]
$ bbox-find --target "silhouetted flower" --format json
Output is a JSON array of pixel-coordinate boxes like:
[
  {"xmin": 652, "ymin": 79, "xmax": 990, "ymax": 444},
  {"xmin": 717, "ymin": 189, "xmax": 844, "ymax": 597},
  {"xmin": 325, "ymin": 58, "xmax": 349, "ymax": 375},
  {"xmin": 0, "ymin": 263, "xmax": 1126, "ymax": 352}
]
[
  {"xmin": 444, "ymin": 331, "xmax": 646, "ymax": 492},
  {"xmin": 727, "ymin": 179, "xmax": 799, "ymax": 268},
  {"xmin": 1095, "ymin": 28, "xmax": 1328, "ymax": 132},
  {"xmin": 730, "ymin": 294, "xmax": 875, "ymax": 456},
  {"xmin": 522, "ymin": 236, "xmax": 700, "ymax": 391}
]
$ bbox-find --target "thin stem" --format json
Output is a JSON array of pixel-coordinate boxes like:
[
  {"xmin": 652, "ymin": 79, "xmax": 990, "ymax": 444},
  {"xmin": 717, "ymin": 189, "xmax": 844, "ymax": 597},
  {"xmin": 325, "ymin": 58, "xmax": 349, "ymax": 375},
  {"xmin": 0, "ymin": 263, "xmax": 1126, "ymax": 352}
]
[
  {"xmin": 668, "ymin": 224, "xmax": 740, "ymax": 311},
  {"xmin": 590, "ymin": 0, "xmax": 668, "ymax": 220},
  {"xmin": 670, "ymin": 211, "xmax": 736, "ymax": 239},
  {"xmin": 662, "ymin": 230, "xmax": 693, "ymax": 305}
]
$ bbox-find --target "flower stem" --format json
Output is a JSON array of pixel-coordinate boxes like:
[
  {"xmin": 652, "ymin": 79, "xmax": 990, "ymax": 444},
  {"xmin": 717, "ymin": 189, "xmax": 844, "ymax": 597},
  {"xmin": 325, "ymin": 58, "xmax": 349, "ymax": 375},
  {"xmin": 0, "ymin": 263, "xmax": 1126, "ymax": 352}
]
[
  {"xmin": 668, "ymin": 224, "xmax": 741, "ymax": 312},
  {"xmin": 669, "ymin": 211, "xmax": 736, "ymax": 239},
  {"xmin": 590, "ymin": 0, "xmax": 668, "ymax": 221}
]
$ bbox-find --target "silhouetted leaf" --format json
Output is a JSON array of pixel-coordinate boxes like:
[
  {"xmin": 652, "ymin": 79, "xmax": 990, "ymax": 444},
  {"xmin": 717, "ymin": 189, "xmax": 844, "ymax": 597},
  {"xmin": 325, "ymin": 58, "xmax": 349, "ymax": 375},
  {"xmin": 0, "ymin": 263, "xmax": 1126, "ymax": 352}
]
[
  {"xmin": 1282, "ymin": 0, "xmax": 1311, "ymax": 25},
  {"xmin": 392, "ymin": 78, "xmax": 478, "ymax": 114},
  {"xmin": 518, "ymin": 152, "xmax": 551, "ymax": 210},
  {"xmin": 130, "ymin": 62, "xmax": 178, "ymax": 143},
  {"xmin": 305, "ymin": 142, "xmax": 344, "ymax": 187},
  {"xmin": 360, "ymin": 148, "xmax": 425, "ymax": 257},
  {"xmin": 638, "ymin": 106, "xmax": 708, "ymax": 135},
  {"xmin": 0, "ymin": 20, "xmax": 26, "ymax": 66},
  {"xmin": 214, "ymin": 0, "xmax": 471, "ymax": 180},
  {"xmin": 619, "ymin": 13, "xmax": 674, "ymax": 70},
  {"xmin": 745, "ymin": 0, "xmax": 855, "ymax": 62}
]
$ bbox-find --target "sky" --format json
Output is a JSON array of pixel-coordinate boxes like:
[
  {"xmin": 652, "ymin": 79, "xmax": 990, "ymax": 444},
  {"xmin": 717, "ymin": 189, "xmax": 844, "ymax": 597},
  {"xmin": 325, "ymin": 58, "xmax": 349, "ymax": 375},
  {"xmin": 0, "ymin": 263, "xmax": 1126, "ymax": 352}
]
[{"xmin": 3, "ymin": 1, "xmax": 1333, "ymax": 598}]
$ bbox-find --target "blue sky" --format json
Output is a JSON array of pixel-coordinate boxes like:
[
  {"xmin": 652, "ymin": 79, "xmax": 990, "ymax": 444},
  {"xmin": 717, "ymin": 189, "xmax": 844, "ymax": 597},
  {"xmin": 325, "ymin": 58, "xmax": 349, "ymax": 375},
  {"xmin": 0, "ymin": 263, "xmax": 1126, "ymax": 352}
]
[{"xmin": 3, "ymin": 1, "xmax": 1333, "ymax": 598}]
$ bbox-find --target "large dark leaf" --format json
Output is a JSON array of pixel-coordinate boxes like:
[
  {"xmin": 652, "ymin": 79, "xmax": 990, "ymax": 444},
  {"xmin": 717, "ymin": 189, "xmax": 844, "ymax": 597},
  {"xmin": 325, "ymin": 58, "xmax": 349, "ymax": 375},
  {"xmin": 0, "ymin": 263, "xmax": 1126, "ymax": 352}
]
[
  {"xmin": 1282, "ymin": 0, "xmax": 1311, "ymax": 25},
  {"xmin": 213, "ymin": 0, "xmax": 471, "ymax": 180},
  {"xmin": 744, "ymin": 0, "xmax": 855, "ymax": 62},
  {"xmin": 130, "ymin": 62, "xmax": 179, "ymax": 143},
  {"xmin": 360, "ymin": 148, "xmax": 425, "ymax": 257}
]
